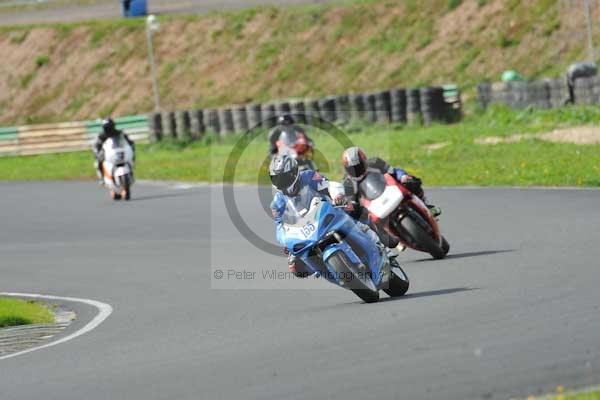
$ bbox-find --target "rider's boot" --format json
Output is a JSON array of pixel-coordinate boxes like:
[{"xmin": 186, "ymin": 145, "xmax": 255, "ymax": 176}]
[
  {"xmin": 422, "ymin": 196, "xmax": 442, "ymax": 217},
  {"xmin": 94, "ymin": 161, "xmax": 104, "ymax": 185}
]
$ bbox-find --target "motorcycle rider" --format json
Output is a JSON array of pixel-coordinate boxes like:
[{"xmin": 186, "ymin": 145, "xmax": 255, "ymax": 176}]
[
  {"xmin": 269, "ymin": 153, "xmax": 398, "ymax": 277},
  {"xmin": 268, "ymin": 114, "xmax": 314, "ymax": 158},
  {"xmin": 339, "ymin": 147, "xmax": 440, "ymax": 248},
  {"xmin": 93, "ymin": 118, "xmax": 135, "ymax": 183}
]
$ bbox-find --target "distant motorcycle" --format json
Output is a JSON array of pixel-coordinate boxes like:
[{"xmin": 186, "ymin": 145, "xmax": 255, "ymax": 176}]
[
  {"xmin": 100, "ymin": 134, "xmax": 135, "ymax": 201},
  {"xmin": 276, "ymin": 128, "xmax": 317, "ymax": 171},
  {"xmin": 279, "ymin": 185, "xmax": 409, "ymax": 303},
  {"xmin": 359, "ymin": 172, "xmax": 450, "ymax": 259}
]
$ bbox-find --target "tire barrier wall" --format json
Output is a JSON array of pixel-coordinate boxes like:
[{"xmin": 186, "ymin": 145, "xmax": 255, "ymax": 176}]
[
  {"xmin": 477, "ymin": 78, "xmax": 576, "ymax": 110},
  {"xmin": 149, "ymin": 85, "xmax": 462, "ymax": 140},
  {"xmin": 0, "ymin": 115, "xmax": 150, "ymax": 157}
]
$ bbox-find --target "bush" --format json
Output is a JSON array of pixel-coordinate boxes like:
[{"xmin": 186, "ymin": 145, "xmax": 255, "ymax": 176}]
[
  {"xmin": 448, "ymin": 0, "xmax": 462, "ymax": 10},
  {"xmin": 35, "ymin": 55, "xmax": 50, "ymax": 68}
]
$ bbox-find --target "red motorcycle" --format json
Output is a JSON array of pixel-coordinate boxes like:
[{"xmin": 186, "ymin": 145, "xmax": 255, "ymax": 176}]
[{"xmin": 358, "ymin": 172, "xmax": 450, "ymax": 259}]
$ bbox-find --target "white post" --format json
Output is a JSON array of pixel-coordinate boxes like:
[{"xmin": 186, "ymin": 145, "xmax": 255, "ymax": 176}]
[
  {"xmin": 584, "ymin": 0, "xmax": 595, "ymax": 62},
  {"xmin": 146, "ymin": 15, "xmax": 161, "ymax": 113}
]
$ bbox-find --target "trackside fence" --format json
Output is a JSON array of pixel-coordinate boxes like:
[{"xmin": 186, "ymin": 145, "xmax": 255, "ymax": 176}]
[
  {"xmin": 0, "ymin": 115, "xmax": 149, "ymax": 157},
  {"xmin": 0, "ymin": 85, "xmax": 462, "ymax": 155}
]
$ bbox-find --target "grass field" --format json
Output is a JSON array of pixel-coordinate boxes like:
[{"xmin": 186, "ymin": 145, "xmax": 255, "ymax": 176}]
[
  {"xmin": 0, "ymin": 297, "xmax": 54, "ymax": 328},
  {"xmin": 527, "ymin": 387, "xmax": 600, "ymax": 400},
  {"xmin": 1, "ymin": 106, "xmax": 599, "ymax": 186}
]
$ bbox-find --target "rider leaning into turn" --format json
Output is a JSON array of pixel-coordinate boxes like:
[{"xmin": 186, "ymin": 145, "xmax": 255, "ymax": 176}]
[
  {"xmin": 267, "ymin": 114, "xmax": 314, "ymax": 158},
  {"xmin": 339, "ymin": 147, "xmax": 441, "ymax": 248},
  {"xmin": 269, "ymin": 154, "xmax": 399, "ymax": 277},
  {"xmin": 93, "ymin": 118, "xmax": 135, "ymax": 183}
]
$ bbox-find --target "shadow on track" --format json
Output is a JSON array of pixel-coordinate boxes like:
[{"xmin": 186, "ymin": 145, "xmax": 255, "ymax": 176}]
[
  {"xmin": 132, "ymin": 191, "xmax": 200, "ymax": 202},
  {"xmin": 379, "ymin": 287, "xmax": 477, "ymax": 303},
  {"xmin": 406, "ymin": 249, "xmax": 517, "ymax": 263}
]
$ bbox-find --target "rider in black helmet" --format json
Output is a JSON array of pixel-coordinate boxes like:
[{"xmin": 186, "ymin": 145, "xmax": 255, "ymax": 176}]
[
  {"xmin": 267, "ymin": 114, "xmax": 314, "ymax": 157},
  {"xmin": 93, "ymin": 118, "xmax": 135, "ymax": 183}
]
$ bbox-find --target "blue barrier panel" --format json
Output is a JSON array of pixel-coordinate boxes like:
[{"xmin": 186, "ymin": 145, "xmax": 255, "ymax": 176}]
[{"xmin": 123, "ymin": 0, "xmax": 147, "ymax": 17}]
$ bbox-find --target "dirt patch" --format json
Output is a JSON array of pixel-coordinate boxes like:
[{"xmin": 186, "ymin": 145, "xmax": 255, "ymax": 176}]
[
  {"xmin": 475, "ymin": 127, "xmax": 600, "ymax": 146},
  {"xmin": 424, "ymin": 141, "xmax": 450, "ymax": 152}
]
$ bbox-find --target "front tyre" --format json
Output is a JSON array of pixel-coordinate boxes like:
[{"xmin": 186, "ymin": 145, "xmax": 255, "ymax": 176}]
[
  {"xmin": 327, "ymin": 251, "xmax": 379, "ymax": 303},
  {"xmin": 441, "ymin": 236, "xmax": 450, "ymax": 256},
  {"xmin": 401, "ymin": 215, "xmax": 445, "ymax": 259},
  {"xmin": 383, "ymin": 266, "xmax": 410, "ymax": 297}
]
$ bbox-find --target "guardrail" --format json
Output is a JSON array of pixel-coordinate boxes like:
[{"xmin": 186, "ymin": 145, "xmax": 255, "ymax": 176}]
[
  {"xmin": 0, "ymin": 115, "xmax": 149, "ymax": 157},
  {"xmin": 149, "ymin": 86, "xmax": 462, "ymax": 141}
]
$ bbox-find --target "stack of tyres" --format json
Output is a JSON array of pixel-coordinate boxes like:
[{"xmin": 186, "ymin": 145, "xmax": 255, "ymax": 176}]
[
  {"xmin": 548, "ymin": 79, "xmax": 569, "ymax": 108},
  {"xmin": 364, "ymin": 93, "xmax": 377, "ymax": 124},
  {"xmin": 205, "ymin": 109, "xmax": 221, "ymax": 135},
  {"xmin": 246, "ymin": 104, "xmax": 262, "ymax": 130},
  {"xmin": 176, "ymin": 110, "xmax": 191, "ymax": 140},
  {"xmin": 349, "ymin": 93, "xmax": 366, "ymax": 122},
  {"xmin": 390, "ymin": 89, "xmax": 407, "ymax": 123},
  {"xmin": 218, "ymin": 108, "xmax": 235, "ymax": 136},
  {"xmin": 232, "ymin": 106, "xmax": 249, "ymax": 134},
  {"xmin": 374, "ymin": 90, "xmax": 392, "ymax": 124},
  {"xmin": 149, "ymin": 112, "xmax": 163, "ymax": 142},
  {"xmin": 420, "ymin": 87, "xmax": 444, "ymax": 126},
  {"xmin": 191, "ymin": 109, "xmax": 205, "ymax": 139},
  {"xmin": 291, "ymin": 101, "xmax": 307, "ymax": 124},
  {"xmin": 406, "ymin": 89, "xmax": 421, "ymax": 125},
  {"xmin": 261, "ymin": 104, "xmax": 277, "ymax": 129}
]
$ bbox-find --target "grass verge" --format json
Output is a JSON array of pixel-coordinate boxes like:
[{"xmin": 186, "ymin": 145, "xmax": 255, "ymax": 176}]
[
  {"xmin": 527, "ymin": 386, "xmax": 600, "ymax": 400},
  {"xmin": 0, "ymin": 106, "xmax": 599, "ymax": 186},
  {"xmin": 0, "ymin": 297, "xmax": 54, "ymax": 328}
]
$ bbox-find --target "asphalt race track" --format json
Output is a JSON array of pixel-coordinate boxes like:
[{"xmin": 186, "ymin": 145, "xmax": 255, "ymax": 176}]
[
  {"xmin": 0, "ymin": 0, "xmax": 336, "ymax": 26},
  {"xmin": 1, "ymin": 181, "xmax": 599, "ymax": 400}
]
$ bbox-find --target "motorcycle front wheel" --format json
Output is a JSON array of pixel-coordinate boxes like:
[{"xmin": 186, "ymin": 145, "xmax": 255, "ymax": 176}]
[
  {"xmin": 383, "ymin": 266, "xmax": 410, "ymax": 297},
  {"xmin": 327, "ymin": 251, "xmax": 379, "ymax": 303}
]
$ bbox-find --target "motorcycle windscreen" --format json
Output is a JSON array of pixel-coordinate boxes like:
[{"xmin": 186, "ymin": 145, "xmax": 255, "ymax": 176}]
[
  {"xmin": 281, "ymin": 187, "xmax": 323, "ymax": 253},
  {"xmin": 368, "ymin": 185, "xmax": 403, "ymax": 219},
  {"xmin": 359, "ymin": 172, "xmax": 387, "ymax": 200}
]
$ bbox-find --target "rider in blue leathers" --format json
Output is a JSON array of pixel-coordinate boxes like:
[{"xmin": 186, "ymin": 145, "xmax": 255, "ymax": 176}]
[{"xmin": 269, "ymin": 154, "xmax": 397, "ymax": 277}]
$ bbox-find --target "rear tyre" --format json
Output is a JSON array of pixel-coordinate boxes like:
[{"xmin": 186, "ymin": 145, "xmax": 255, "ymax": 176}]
[
  {"xmin": 122, "ymin": 175, "xmax": 131, "ymax": 201},
  {"xmin": 327, "ymin": 251, "xmax": 379, "ymax": 303},
  {"xmin": 383, "ymin": 266, "xmax": 410, "ymax": 297},
  {"xmin": 401, "ymin": 215, "xmax": 445, "ymax": 259}
]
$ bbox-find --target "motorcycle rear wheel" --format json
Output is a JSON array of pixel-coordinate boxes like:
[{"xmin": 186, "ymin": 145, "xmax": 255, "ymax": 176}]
[
  {"xmin": 401, "ymin": 215, "xmax": 446, "ymax": 259},
  {"xmin": 122, "ymin": 175, "xmax": 131, "ymax": 201},
  {"xmin": 327, "ymin": 251, "xmax": 379, "ymax": 303}
]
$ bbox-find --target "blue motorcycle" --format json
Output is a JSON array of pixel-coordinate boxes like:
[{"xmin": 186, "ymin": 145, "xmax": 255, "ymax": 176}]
[{"xmin": 278, "ymin": 186, "xmax": 409, "ymax": 303}]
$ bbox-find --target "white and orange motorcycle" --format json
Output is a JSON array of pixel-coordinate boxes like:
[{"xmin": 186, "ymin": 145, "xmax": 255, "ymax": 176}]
[{"xmin": 100, "ymin": 134, "xmax": 135, "ymax": 201}]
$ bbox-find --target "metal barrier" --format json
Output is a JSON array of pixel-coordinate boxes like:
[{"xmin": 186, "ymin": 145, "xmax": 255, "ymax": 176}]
[{"xmin": 0, "ymin": 115, "xmax": 149, "ymax": 157}]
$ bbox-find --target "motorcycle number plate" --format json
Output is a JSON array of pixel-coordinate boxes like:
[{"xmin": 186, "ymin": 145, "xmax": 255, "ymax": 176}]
[
  {"xmin": 369, "ymin": 185, "xmax": 403, "ymax": 219},
  {"xmin": 286, "ymin": 222, "xmax": 316, "ymax": 239}
]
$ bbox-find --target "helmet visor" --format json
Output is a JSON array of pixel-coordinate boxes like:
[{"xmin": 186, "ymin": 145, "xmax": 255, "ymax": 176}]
[
  {"xmin": 345, "ymin": 162, "xmax": 366, "ymax": 179},
  {"xmin": 270, "ymin": 167, "xmax": 298, "ymax": 191}
]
